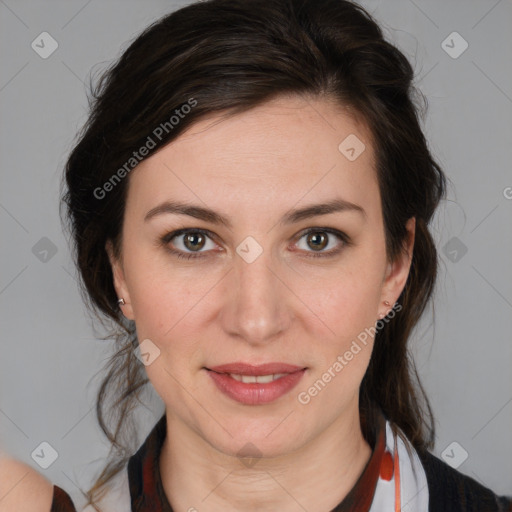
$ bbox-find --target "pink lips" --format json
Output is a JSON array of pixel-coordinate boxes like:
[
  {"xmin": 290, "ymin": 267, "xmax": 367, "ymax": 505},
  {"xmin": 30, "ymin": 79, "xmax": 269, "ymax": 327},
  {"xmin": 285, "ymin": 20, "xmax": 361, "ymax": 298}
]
[{"xmin": 205, "ymin": 362, "xmax": 307, "ymax": 405}]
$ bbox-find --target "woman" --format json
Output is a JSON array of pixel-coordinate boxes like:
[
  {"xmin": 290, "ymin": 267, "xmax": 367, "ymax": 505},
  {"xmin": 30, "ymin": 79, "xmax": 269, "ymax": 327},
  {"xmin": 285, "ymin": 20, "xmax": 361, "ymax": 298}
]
[{"xmin": 2, "ymin": 0, "xmax": 510, "ymax": 510}]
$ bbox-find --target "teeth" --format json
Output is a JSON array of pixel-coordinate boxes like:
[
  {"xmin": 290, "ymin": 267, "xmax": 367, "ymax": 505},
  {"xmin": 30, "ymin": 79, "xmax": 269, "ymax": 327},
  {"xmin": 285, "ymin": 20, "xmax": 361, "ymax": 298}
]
[{"xmin": 229, "ymin": 373, "xmax": 287, "ymax": 384}]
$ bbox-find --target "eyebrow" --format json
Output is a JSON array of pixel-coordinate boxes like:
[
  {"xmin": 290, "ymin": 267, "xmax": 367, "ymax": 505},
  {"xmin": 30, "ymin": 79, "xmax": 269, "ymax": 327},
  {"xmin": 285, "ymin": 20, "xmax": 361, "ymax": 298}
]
[{"xmin": 144, "ymin": 198, "xmax": 366, "ymax": 227}]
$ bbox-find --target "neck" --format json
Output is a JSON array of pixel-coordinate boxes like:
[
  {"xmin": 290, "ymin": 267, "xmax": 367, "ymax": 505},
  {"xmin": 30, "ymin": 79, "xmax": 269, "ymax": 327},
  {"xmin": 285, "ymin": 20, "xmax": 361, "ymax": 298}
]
[{"xmin": 159, "ymin": 405, "xmax": 373, "ymax": 512}]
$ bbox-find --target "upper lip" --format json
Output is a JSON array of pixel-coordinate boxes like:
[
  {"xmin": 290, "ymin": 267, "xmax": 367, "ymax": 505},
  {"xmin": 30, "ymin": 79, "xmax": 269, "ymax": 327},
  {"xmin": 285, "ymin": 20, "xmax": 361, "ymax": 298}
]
[{"xmin": 206, "ymin": 362, "xmax": 306, "ymax": 376}]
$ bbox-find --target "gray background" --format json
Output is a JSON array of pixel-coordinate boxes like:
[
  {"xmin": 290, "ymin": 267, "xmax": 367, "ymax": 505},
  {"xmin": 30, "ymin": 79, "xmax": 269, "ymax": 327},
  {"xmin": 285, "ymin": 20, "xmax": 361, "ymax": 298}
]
[{"xmin": 1, "ymin": 0, "xmax": 511, "ymax": 507}]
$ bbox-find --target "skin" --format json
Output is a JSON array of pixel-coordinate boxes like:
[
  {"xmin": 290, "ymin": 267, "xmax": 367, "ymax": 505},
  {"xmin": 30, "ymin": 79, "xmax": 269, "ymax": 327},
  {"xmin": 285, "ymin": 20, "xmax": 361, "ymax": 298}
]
[
  {"xmin": 0, "ymin": 456, "xmax": 53, "ymax": 512},
  {"xmin": 108, "ymin": 94, "xmax": 415, "ymax": 512}
]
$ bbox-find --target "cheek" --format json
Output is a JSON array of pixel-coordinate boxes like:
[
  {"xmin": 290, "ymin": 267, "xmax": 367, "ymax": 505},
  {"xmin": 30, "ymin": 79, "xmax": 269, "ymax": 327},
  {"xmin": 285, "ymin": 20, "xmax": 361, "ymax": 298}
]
[
  {"xmin": 307, "ymin": 283, "xmax": 379, "ymax": 381},
  {"xmin": 296, "ymin": 278, "xmax": 382, "ymax": 408},
  {"xmin": 295, "ymin": 250, "xmax": 386, "ymax": 391},
  {"xmin": 123, "ymin": 249, "xmax": 216, "ymax": 349},
  {"xmin": 122, "ymin": 248, "xmax": 177, "ymax": 334},
  {"xmin": 304, "ymin": 260, "xmax": 385, "ymax": 339}
]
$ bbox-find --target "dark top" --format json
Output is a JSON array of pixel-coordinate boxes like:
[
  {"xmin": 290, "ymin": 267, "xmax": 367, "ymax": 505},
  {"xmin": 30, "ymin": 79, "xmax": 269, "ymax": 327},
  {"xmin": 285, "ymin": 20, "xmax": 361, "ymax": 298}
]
[
  {"xmin": 51, "ymin": 409, "xmax": 512, "ymax": 511},
  {"xmin": 416, "ymin": 449, "xmax": 512, "ymax": 512}
]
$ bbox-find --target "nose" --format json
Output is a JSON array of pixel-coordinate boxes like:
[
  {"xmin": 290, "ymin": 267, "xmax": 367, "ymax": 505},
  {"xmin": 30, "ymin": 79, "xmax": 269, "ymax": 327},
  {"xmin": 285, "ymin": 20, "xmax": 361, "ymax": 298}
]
[{"xmin": 220, "ymin": 246, "xmax": 292, "ymax": 346}]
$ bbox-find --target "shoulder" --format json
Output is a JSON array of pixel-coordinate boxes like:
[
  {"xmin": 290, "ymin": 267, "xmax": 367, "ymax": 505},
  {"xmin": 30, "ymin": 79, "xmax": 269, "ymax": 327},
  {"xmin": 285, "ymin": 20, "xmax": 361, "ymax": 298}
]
[
  {"xmin": 416, "ymin": 449, "xmax": 512, "ymax": 512},
  {"xmin": 0, "ymin": 455, "xmax": 54, "ymax": 512}
]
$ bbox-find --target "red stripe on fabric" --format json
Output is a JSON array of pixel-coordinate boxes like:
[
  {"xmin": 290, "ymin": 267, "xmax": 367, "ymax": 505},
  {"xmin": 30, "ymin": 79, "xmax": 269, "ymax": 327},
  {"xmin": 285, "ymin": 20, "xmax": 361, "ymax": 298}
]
[{"xmin": 332, "ymin": 410, "xmax": 387, "ymax": 511}]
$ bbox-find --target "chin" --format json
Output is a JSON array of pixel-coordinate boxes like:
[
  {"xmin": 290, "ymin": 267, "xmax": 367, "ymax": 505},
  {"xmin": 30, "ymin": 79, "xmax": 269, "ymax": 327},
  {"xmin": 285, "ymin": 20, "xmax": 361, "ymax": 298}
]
[{"xmin": 202, "ymin": 416, "xmax": 308, "ymax": 461}]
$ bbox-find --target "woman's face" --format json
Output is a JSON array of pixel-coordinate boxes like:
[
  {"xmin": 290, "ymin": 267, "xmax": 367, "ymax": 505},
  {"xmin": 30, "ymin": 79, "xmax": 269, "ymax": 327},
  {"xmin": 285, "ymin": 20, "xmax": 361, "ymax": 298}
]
[{"xmin": 108, "ymin": 95, "xmax": 414, "ymax": 458}]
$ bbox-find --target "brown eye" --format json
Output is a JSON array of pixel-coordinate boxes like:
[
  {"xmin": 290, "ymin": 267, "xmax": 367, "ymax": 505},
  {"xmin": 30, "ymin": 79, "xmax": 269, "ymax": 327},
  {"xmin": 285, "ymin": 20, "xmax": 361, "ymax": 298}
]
[
  {"xmin": 161, "ymin": 229, "xmax": 217, "ymax": 259},
  {"xmin": 295, "ymin": 228, "xmax": 349, "ymax": 258},
  {"xmin": 306, "ymin": 232, "xmax": 328, "ymax": 251},
  {"xmin": 183, "ymin": 232, "xmax": 206, "ymax": 251}
]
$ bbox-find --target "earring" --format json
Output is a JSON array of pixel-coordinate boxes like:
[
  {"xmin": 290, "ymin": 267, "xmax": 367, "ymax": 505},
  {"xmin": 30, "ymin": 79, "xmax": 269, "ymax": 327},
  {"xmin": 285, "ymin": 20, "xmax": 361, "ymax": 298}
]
[
  {"xmin": 117, "ymin": 298, "xmax": 125, "ymax": 306},
  {"xmin": 378, "ymin": 300, "xmax": 391, "ymax": 319}
]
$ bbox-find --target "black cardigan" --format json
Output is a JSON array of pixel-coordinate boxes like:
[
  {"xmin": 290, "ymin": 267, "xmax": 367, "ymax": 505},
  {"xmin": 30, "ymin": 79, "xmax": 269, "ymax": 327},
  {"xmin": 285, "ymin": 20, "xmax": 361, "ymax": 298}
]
[{"xmin": 417, "ymin": 448, "xmax": 512, "ymax": 511}]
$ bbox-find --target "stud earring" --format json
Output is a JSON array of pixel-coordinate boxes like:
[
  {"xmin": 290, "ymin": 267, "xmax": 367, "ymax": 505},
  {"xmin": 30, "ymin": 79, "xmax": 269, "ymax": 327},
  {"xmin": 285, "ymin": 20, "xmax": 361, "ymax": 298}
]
[
  {"xmin": 378, "ymin": 300, "xmax": 391, "ymax": 319},
  {"xmin": 117, "ymin": 298, "xmax": 125, "ymax": 306}
]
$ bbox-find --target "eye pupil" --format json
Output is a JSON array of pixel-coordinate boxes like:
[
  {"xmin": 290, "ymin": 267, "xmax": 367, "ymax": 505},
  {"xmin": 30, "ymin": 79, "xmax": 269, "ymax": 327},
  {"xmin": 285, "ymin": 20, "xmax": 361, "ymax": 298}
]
[
  {"xmin": 184, "ymin": 232, "xmax": 205, "ymax": 251},
  {"xmin": 307, "ymin": 232, "xmax": 328, "ymax": 251}
]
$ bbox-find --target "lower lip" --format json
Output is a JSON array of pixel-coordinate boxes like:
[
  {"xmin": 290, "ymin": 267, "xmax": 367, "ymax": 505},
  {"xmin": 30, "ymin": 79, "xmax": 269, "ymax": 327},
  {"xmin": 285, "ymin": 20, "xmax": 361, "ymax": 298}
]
[{"xmin": 206, "ymin": 369, "xmax": 306, "ymax": 405}]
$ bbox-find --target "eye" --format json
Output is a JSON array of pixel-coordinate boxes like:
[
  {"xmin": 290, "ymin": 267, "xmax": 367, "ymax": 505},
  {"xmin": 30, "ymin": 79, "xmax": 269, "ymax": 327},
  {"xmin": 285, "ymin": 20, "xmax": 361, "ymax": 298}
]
[
  {"xmin": 294, "ymin": 228, "xmax": 350, "ymax": 258},
  {"xmin": 161, "ymin": 229, "xmax": 218, "ymax": 260}
]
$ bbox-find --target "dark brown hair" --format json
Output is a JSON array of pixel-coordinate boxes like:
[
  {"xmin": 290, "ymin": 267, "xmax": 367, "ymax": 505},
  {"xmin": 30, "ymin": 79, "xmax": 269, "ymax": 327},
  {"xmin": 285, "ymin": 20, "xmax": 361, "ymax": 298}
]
[{"xmin": 61, "ymin": 0, "xmax": 446, "ymax": 505}]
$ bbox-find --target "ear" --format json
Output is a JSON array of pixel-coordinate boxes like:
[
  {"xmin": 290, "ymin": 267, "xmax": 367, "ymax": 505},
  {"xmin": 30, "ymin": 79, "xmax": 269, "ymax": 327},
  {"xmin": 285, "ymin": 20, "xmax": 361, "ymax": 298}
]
[
  {"xmin": 105, "ymin": 240, "xmax": 135, "ymax": 320},
  {"xmin": 379, "ymin": 217, "xmax": 415, "ymax": 313}
]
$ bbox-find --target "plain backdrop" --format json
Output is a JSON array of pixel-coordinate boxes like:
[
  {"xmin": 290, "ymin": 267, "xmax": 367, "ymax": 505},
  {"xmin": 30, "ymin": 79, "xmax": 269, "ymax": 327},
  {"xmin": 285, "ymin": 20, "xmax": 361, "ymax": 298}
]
[{"xmin": 1, "ymin": 0, "xmax": 511, "ymax": 508}]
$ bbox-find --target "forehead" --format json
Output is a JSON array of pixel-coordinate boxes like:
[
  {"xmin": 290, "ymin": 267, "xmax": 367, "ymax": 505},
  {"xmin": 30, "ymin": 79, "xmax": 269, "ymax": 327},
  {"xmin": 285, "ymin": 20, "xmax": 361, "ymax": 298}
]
[{"xmin": 127, "ymin": 95, "xmax": 379, "ymax": 221}]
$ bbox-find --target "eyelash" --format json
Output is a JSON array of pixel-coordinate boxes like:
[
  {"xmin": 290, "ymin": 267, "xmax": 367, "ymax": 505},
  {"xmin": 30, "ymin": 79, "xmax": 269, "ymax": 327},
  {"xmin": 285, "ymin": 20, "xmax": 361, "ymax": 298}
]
[{"xmin": 160, "ymin": 227, "xmax": 351, "ymax": 261}]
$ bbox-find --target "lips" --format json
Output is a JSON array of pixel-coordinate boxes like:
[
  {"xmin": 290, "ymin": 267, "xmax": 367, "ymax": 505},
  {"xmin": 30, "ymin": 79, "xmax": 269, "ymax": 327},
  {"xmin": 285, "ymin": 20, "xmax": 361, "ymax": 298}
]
[
  {"xmin": 207, "ymin": 362, "xmax": 305, "ymax": 376},
  {"xmin": 205, "ymin": 362, "xmax": 307, "ymax": 405}
]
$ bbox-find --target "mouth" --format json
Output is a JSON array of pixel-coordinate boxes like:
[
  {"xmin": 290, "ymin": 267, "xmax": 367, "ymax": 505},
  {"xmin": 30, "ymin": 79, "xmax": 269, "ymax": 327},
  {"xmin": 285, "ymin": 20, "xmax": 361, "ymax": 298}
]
[
  {"xmin": 206, "ymin": 362, "xmax": 306, "ymax": 375},
  {"xmin": 204, "ymin": 362, "xmax": 307, "ymax": 405},
  {"xmin": 217, "ymin": 373, "xmax": 290, "ymax": 384}
]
